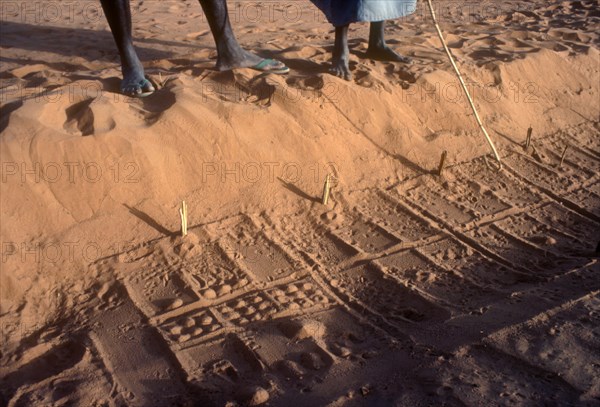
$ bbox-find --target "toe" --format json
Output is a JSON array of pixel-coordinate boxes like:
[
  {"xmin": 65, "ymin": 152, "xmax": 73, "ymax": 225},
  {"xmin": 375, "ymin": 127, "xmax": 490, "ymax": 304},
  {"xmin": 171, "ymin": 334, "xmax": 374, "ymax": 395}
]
[
  {"xmin": 123, "ymin": 87, "xmax": 136, "ymax": 96},
  {"xmin": 254, "ymin": 58, "xmax": 285, "ymax": 71},
  {"xmin": 121, "ymin": 79, "xmax": 155, "ymax": 97},
  {"xmin": 269, "ymin": 59, "xmax": 285, "ymax": 69},
  {"xmin": 141, "ymin": 80, "xmax": 155, "ymax": 93},
  {"xmin": 121, "ymin": 85, "xmax": 138, "ymax": 96}
]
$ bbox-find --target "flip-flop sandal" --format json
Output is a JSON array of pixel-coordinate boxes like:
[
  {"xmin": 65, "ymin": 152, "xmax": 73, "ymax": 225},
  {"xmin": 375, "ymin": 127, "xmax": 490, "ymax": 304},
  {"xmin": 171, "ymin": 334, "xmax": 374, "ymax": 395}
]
[
  {"xmin": 250, "ymin": 59, "xmax": 290, "ymax": 75},
  {"xmin": 121, "ymin": 78, "xmax": 155, "ymax": 98}
]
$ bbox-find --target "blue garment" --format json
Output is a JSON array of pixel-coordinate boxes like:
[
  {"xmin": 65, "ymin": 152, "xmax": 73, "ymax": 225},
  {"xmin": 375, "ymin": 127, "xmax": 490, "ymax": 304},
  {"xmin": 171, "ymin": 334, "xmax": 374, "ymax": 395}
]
[{"xmin": 311, "ymin": 0, "xmax": 417, "ymax": 26}]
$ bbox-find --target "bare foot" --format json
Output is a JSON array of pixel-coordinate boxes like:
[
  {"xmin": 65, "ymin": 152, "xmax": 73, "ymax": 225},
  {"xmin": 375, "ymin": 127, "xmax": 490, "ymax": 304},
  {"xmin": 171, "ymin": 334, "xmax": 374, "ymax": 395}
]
[
  {"xmin": 216, "ymin": 49, "xmax": 287, "ymax": 72},
  {"xmin": 366, "ymin": 45, "xmax": 412, "ymax": 64},
  {"xmin": 330, "ymin": 24, "xmax": 352, "ymax": 81},
  {"xmin": 121, "ymin": 66, "xmax": 155, "ymax": 97},
  {"xmin": 329, "ymin": 57, "xmax": 352, "ymax": 81}
]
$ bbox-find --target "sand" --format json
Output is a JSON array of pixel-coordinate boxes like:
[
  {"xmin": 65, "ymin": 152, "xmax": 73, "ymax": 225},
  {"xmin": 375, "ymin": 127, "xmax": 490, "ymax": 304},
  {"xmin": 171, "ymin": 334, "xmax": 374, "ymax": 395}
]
[{"xmin": 0, "ymin": 0, "xmax": 599, "ymax": 405}]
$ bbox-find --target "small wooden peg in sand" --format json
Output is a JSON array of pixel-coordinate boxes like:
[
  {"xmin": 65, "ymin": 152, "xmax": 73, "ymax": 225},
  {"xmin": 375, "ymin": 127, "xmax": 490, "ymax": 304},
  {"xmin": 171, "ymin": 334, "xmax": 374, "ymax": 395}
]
[
  {"xmin": 179, "ymin": 201, "xmax": 188, "ymax": 237},
  {"xmin": 525, "ymin": 126, "xmax": 533, "ymax": 150},
  {"xmin": 322, "ymin": 174, "xmax": 331, "ymax": 206},
  {"xmin": 437, "ymin": 151, "xmax": 448, "ymax": 176},
  {"xmin": 560, "ymin": 145, "xmax": 569, "ymax": 168}
]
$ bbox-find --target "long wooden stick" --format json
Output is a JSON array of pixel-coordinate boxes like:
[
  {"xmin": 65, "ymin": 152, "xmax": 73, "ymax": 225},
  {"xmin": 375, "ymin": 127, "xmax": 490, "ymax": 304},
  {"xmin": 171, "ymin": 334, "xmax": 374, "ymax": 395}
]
[{"xmin": 425, "ymin": 0, "xmax": 502, "ymax": 168}]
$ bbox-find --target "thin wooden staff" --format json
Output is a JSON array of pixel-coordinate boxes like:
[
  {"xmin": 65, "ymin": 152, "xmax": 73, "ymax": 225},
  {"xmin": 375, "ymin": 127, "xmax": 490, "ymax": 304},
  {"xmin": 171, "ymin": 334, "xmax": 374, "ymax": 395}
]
[{"xmin": 425, "ymin": 0, "xmax": 502, "ymax": 168}]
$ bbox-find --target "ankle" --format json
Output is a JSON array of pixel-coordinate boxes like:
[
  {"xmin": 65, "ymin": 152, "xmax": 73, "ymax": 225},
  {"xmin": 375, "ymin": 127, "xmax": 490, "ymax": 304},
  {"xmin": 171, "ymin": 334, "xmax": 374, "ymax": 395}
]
[{"xmin": 368, "ymin": 40, "xmax": 387, "ymax": 51}]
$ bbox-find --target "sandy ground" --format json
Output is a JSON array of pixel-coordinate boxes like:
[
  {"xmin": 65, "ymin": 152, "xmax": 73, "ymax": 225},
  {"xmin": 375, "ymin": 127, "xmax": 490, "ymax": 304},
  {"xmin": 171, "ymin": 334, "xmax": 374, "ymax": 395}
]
[{"xmin": 0, "ymin": 0, "xmax": 599, "ymax": 405}]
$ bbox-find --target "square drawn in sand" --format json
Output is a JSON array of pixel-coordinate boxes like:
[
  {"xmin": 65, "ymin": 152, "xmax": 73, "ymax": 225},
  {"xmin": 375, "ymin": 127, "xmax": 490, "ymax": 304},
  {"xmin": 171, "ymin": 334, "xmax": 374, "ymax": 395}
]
[
  {"xmin": 530, "ymin": 201, "xmax": 600, "ymax": 244},
  {"xmin": 250, "ymin": 320, "xmax": 334, "ymax": 381},
  {"xmin": 265, "ymin": 307, "xmax": 389, "ymax": 368},
  {"xmin": 439, "ymin": 177, "xmax": 512, "ymax": 219},
  {"xmin": 466, "ymin": 224, "xmax": 575, "ymax": 275},
  {"xmin": 158, "ymin": 308, "xmax": 223, "ymax": 347},
  {"xmin": 223, "ymin": 234, "xmax": 304, "ymax": 282},
  {"xmin": 173, "ymin": 334, "xmax": 264, "ymax": 388},
  {"xmin": 416, "ymin": 237, "xmax": 537, "ymax": 289},
  {"xmin": 124, "ymin": 265, "xmax": 200, "ymax": 318},
  {"xmin": 118, "ymin": 236, "xmax": 252, "ymax": 319},
  {"xmin": 401, "ymin": 184, "xmax": 476, "ymax": 226},
  {"xmin": 352, "ymin": 190, "xmax": 438, "ymax": 242},
  {"xmin": 215, "ymin": 291, "xmax": 280, "ymax": 326},
  {"xmin": 296, "ymin": 306, "xmax": 384, "ymax": 351},
  {"xmin": 266, "ymin": 278, "xmax": 334, "ymax": 317},
  {"xmin": 258, "ymin": 211, "xmax": 360, "ymax": 268},
  {"xmin": 376, "ymin": 249, "xmax": 504, "ymax": 312},
  {"xmin": 544, "ymin": 121, "xmax": 600, "ymax": 156},
  {"xmin": 496, "ymin": 212, "xmax": 592, "ymax": 260},
  {"xmin": 545, "ymin": 122, "xmax": 600, "ymax": 164},
  {"xmin": 332, "ymin": 263, "xmax": 451, "ymax": 325},
  {"xmin": 182, "ymin": 241, "xmax": 252, "ymax": 300},
  {"xmin": 455, "ymin": 157, "xmax": 545, "ymax": 208},
  {"xmin": 217, "ymin": 217, "xmax": 305, "ymax": 282},
  {"xmin": 538, "ymin": 142, "xmax": 599, "ymax": 177},
  {"xmin": 505, "ymin": 153, "xmax": 575, "ymax": 194},
  {"xmin": 332, "ymin": 216, "xmax": 401, "ymax": 254},
  {"xmin": 291, "ymin": 228, "xmax": 358, "ymax": 268},
  {"xmin": 565, "ymin": 186, "xmax": 600, "ymax": 218}
]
